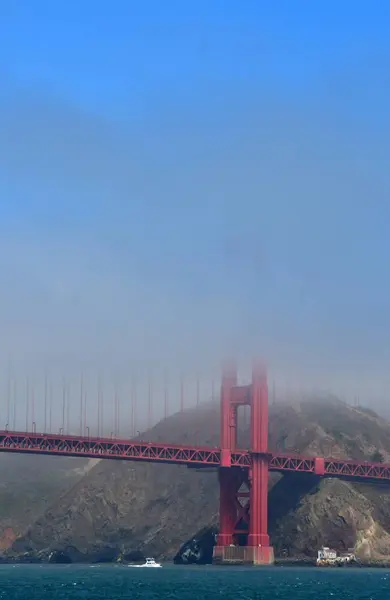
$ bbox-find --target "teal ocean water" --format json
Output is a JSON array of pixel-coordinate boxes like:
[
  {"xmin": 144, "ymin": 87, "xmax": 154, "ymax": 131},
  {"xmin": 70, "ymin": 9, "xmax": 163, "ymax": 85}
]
[{"xmin": 0, "ymin": 564, "xmax": 389, "ymax": 599}]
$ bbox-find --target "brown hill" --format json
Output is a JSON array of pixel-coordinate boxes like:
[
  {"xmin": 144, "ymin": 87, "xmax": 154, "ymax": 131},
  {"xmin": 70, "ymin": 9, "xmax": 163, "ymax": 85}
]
[
  {"xmin": 0, "ymin": 453, "xmax": 93, "ymax": 549},
  {"xmin": 6, "ymin": 396, "xmax": 390, "ymax": 563}
]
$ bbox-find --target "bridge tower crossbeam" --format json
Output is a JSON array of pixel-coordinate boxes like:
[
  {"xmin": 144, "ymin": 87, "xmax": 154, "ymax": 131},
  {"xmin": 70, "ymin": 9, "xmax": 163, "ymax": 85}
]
[{"xmin": 213, "ymin": 361, "xmax": 274, "ymax": 565}]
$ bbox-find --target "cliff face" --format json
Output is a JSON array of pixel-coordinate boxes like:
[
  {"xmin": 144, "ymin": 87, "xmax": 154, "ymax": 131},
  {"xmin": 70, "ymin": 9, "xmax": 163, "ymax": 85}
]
[
  {"xmin": 7, "ymin": 397, "xmax": 390, "ymax": 562},
  {"xmin": 270, "ymin": 477, "xmax": 390, "ymax": 559}
]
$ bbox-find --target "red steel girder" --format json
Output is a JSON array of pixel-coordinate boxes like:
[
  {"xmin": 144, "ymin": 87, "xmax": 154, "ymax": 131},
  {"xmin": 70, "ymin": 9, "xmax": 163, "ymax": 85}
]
[
  {"xmin": 268, "ymin": 453, "xmax": 390, "ymax": 482},
  {"xmin": 324, "ymin": 458, "xmax": 390, "ymax": 480},
  {"xmin": 0, "ymin": 430, "xmax": 250, "ymax": 467},
  {"xmin": 0, "ymin": 431, "xmax": 390, "ymax": 483},
  {"xmin": 269, "ymin": 454, "xmax": 315, "ymax": 473}
]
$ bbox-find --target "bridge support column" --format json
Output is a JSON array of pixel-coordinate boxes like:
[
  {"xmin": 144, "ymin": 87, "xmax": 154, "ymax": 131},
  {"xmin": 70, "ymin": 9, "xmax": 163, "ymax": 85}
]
[
  {"xmin": 246, "ymin": 363, "xmax": 274, "ymax": 564},
  {"xmin": 216, "ymin": 468, "xmax": 237, "ymax": 547},
  {"xmin": 214, "ymin": 362, "xmax": 239, "ymax": 560},
  {"xmin": 245, "ymin": 457, "xmax": 274, "ymax": 564},
  {"xmin": 213, "ymin": 361, "xmax": 274, "ymax": 566}
]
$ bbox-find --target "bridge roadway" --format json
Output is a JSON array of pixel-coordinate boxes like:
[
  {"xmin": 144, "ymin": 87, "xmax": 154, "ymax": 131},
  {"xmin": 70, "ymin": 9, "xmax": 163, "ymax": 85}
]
[{"xmin": 0, "ymin": 430, "xmax": 389, "ymax": 483}]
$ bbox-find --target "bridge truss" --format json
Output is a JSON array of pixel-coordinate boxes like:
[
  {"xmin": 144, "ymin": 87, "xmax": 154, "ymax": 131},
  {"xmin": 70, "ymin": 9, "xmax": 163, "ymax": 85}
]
[{"xmin": 1, "ymin": 430, "xmax": 389, "ymax": 483}]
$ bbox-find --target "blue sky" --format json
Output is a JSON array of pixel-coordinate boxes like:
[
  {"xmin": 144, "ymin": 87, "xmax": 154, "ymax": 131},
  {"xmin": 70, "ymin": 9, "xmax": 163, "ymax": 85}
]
[{"xmin": 1, "ymin": 1, "xmax": 390, "ymax": 425}]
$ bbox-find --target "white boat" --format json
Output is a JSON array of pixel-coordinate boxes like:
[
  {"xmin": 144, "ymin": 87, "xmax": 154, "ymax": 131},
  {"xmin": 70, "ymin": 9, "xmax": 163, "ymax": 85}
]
[{"xmin": 128, "ymin": 557, "xmax": 162, "ymax": 568}]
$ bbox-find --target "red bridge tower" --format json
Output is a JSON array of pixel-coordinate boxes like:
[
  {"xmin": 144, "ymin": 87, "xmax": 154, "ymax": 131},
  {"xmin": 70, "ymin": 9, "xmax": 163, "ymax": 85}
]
[{"xmin": 213, "ymin": 362, "xmax": 274, "ymax": 565}]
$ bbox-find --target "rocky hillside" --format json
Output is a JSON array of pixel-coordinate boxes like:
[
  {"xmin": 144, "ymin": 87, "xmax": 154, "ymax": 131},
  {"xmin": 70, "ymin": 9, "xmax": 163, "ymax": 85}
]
[
  {"xmin": 6, "ymin": 396, "xmax": 390, "ymax": 563},
  {"xmin": 0, "ymin": 453, "xmax": 94, "ymax": 549}
]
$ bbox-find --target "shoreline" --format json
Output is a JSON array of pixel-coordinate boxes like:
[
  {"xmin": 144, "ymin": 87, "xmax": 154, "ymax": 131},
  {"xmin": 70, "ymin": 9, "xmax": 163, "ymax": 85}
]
[
  {"xmin": 275, "ymin": 558, "xmax": 390, "ymax": 569},
  {"xmin": 1, "ymin": 558, "xmax": 390, "ymax": 569}
]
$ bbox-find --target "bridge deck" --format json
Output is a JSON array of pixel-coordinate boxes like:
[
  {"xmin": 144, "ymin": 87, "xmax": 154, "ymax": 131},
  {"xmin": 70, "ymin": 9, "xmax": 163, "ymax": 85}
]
[{"xmin": 0, "ymin": 430, "xmax": 389, "ymax": 482}]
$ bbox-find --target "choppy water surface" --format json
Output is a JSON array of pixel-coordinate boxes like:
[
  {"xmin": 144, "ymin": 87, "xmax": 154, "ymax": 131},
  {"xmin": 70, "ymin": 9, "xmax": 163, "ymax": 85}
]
[{"xmin": 0, "ymin": 564, "xmax": 389, "ymax": 599}]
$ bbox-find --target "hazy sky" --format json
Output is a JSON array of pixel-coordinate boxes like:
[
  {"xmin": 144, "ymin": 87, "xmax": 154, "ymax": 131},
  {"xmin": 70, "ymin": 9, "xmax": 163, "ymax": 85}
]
[{"xmin": 1, "ymin": 1, "xmax": 390, "ymax": 430}]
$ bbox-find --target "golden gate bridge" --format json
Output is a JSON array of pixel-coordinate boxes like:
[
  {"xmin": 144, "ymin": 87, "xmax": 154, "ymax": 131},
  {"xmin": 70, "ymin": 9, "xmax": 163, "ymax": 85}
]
[{"xmin": 0, "ymin": 361, "xmax": 388, "ymax": 565}]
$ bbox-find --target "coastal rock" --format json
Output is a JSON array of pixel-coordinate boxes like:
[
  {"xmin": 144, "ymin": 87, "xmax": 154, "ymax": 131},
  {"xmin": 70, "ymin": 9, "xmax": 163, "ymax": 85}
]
[{"xmin": 174, "ymin": 526, "xmax": 218, "ymax": 564}]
